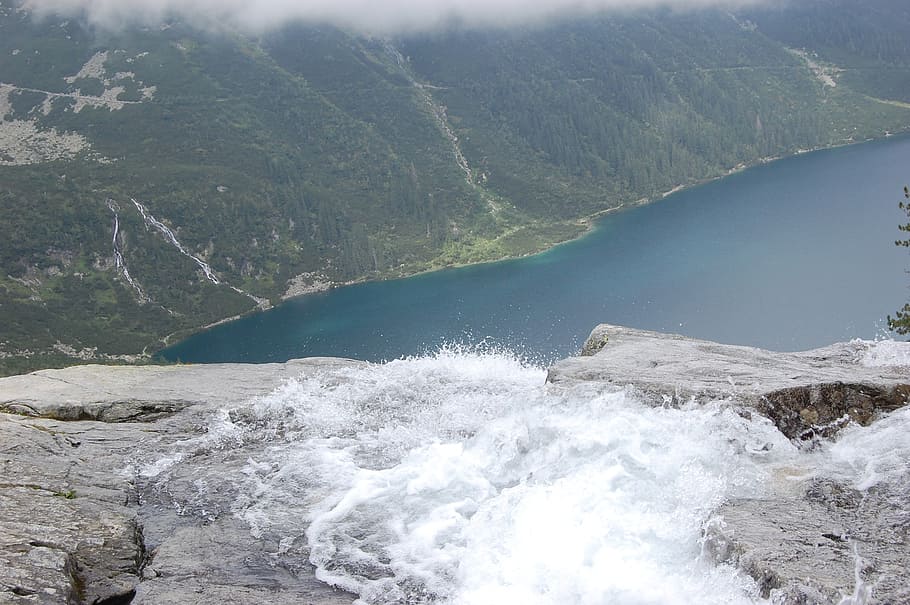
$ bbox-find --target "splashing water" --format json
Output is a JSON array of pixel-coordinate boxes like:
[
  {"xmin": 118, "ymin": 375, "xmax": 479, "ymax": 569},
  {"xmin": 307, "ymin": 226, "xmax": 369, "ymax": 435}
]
[
  {"xmin": 138, "ymin": 345, "xmax": 910, "ymax": 605},
  {"xmin": 813, "ymin": 405, "xmax": 910, "ymax": 491},
  {"xmin": 859, "ymin": 339, "xmax": 910, "ymax": 368}
]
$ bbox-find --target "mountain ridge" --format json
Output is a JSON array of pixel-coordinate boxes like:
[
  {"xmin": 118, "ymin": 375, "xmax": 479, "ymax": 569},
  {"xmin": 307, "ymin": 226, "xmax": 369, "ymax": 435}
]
[{"xmin": 2, "ymin": 0, "xmax": 910, "ymax": 374}]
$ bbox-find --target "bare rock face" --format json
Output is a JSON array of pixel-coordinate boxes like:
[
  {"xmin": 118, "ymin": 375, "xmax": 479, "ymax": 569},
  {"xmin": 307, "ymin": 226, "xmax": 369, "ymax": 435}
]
[
  {"xmin": 0, "ymin": 360, "xmax": 359, "ymax": 605},
  {"xmin": 0, "ymin": 414, "xmax": 146, "ymax": 604},
  {"xmin": 0, "ymin": 363, "xmax": 324, "ymax": 422},
  {"xmin": 703, "ymin": 477, "xmax": 910, "ymax": 605},
  {"xmin": 551, "ymin": 324, "xmax": 910, "ymax": 440}
]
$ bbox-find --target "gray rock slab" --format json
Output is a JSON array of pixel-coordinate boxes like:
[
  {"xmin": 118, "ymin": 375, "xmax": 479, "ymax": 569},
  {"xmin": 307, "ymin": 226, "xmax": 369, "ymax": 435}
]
[
  {"xmin": 704, "ymin": 477, "xmax": 910, "ymax": 605},
  {"xmin": 550, "ymin": 324, "xmax": 910, "ymax": 439},
  {"xmin": 3, "ymin": 331, "xmax": 909, "ymax": 605},
  {"xmin": 0, "ymin": 358, "xmax": 365, "ymax": 422},
  {"xmin": 0, "ymin": 359, "xmax": 360, "ymax": 605},
  {"xmin": 0, "ymin": 415, "xmax": 143, "ymax": 604},
  {"xmin": 134, "ymin": 518, "xmax": 353, "ymax": 605}
]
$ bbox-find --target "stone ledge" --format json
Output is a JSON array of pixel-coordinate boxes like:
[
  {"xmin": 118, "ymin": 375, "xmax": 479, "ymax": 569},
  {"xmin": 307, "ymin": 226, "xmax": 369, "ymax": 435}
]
[{"xmin": 550, "ymin": 324, "xmax": 910, "ymax": 439}]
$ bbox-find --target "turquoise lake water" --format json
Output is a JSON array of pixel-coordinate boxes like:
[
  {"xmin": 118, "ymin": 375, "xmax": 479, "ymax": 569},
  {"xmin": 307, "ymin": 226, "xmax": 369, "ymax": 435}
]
[{"xmin": 161, "ymin": 136, "xmax": 910, "ymax": 364}]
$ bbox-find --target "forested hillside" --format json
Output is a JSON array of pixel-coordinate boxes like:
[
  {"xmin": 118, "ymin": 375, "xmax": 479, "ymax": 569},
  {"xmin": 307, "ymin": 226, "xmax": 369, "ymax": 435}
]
[
  {"xmin": 746, "ymin": 0, "xmax": 910, "ymax": 104},
  {"xmin": 2, "ymin": 0, "xmax": 910, "ymax": 374}
]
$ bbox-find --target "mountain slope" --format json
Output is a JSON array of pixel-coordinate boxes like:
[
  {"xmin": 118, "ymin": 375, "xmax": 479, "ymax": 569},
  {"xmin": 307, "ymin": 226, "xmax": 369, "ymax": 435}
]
[{"xmin": 1, "ymin": 0, "xmax": 910, "ymax": 374}]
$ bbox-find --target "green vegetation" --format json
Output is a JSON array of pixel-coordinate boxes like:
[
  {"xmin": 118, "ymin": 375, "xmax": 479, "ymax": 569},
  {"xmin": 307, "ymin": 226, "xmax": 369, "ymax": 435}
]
[
  {"xmin": 888, "ymin": 186, "xmax": 910, "ymax": 334},
  {"xmin": 2, "ymin": 1, "xmax": 910, "ymax": 374},
  {"xmin": 744, "ymin": 0, "xmax": 910, "ymax": 103}
]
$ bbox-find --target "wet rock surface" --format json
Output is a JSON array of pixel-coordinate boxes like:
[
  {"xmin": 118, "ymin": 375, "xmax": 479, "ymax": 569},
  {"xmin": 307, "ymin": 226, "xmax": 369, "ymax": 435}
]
[
  {"xmin": 556, "ymin": 325, "xmax": 910, "ymax": 604},
  {"xmin": 2, "ymin": 329, "xmax": 908, "ymax": 604},
  {"xmin": 703, "ymin": 475, "xmax": 910, "ymax": 605}
]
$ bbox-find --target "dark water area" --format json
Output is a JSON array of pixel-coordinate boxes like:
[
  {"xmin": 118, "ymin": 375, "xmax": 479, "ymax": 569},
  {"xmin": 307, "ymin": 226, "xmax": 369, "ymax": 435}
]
[{"xmin": 161, "ymin": 136, "xmax": 910, "ymax": 365}]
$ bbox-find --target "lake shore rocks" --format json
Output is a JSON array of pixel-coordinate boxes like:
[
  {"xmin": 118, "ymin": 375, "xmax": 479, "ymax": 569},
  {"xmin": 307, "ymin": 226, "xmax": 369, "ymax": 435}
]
[{"xmin": 1, "ymin": 327, "xmax": 908, "ymax": 604}]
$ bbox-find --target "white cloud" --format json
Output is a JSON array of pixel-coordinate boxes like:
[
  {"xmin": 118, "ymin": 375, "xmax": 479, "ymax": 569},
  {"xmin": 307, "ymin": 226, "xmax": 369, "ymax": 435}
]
[{"xmin": 22, "ymin": 0, "xmax": 770, "ymax": 34}]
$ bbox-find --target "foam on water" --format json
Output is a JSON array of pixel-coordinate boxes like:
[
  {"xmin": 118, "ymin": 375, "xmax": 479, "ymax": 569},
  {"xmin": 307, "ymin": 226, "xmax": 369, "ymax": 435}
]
[
  {"xmin": 305, "ymin": 389, "xmax": 797, "ymax": 605},
  {"xmin": 138, "ymin": 347, "xmax": 910, "ymax": 604},
  {"xmin": 833, "ymin": 339, "xmax": 910, "ymax": 490},
  {"xmin": 859, "ymin": 338, "xmax": 910, "ymax": 368},
  {"xmin": 813, "ymin": 405, "xmax": 910, "ymax": 491}
]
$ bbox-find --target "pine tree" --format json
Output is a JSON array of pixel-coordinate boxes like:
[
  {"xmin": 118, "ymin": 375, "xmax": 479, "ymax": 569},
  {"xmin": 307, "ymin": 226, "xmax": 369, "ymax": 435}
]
[{"xmin": 888, "ymin": 186, "xmax": 910, "ymax": 334}]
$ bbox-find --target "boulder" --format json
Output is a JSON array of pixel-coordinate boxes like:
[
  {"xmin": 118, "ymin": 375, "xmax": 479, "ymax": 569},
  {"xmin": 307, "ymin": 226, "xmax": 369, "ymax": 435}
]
[{"xmin": 550, "ymin": 324, "xmax": 910, "ymax": 439}]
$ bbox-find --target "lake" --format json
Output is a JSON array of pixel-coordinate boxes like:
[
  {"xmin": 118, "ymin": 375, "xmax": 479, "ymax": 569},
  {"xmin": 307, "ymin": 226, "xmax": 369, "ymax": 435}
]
[{"xmin": 161, "ymin": 136, "xmax": 910, "ymax": 364}]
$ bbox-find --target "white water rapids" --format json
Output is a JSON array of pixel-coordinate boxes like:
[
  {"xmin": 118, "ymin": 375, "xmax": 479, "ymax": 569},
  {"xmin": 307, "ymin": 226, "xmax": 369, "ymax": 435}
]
[{"xmin": 139, "ymin": 343, "xmax": 910, "ymax": 605}]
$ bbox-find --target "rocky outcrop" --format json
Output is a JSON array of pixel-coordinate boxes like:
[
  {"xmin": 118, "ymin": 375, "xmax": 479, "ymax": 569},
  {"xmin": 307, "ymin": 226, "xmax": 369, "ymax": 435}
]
[
  {"xmin": 0, "ymin": 360, "xmax": 359, "ymax": 605},
  {"xmin": 552, "ymin": 323, "xmax": 910, "ymax": 440},
  {"xmin": 0, "ymin": 362, "xmax": 321, "ymax": 422},
  {"xmin": 703, "ymin": 476, "xmax": 910, "ymax": 605},
  {"xmin": 0, "ymin": 410, "xmax": 148, "ymax": 604},
  {"xmin": 1, "ymin": 328, "xmax": 908, "ymax": 604},
  {"xmin": 554, "ymin": 324, "xmax": 910, "ymax": 604}
]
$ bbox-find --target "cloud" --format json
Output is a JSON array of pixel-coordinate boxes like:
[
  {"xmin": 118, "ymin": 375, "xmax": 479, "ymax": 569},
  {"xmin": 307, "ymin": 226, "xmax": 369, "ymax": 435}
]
[{"xmin": 22, "ymin": 0, "xmax": 770, "ymax": 34}]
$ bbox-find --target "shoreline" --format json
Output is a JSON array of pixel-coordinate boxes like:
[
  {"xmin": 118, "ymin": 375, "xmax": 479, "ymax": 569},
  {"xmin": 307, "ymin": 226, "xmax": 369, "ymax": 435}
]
[
  {"xmin": 285, "ymin": 131, "xmax": 899, "ymax": 291},
  {"xmin": 68, "ymin": 131, "xmax": 910, "ymax": 364}
]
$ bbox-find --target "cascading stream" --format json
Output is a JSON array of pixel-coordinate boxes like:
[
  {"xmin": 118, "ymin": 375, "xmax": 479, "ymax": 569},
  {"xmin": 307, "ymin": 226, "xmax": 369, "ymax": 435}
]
[{"xmin": 138, "ymin": 344, "xmax": 910, "ymax": 605}]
